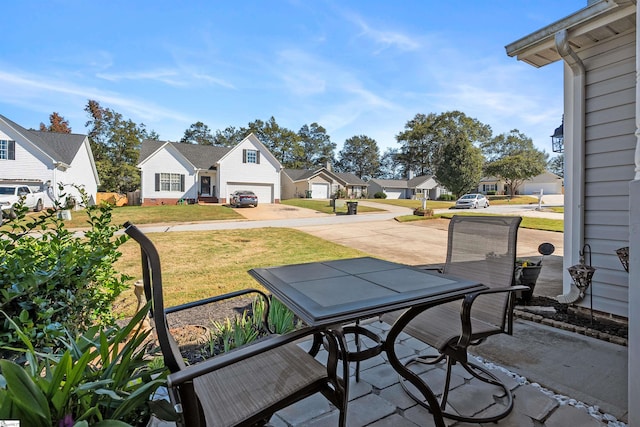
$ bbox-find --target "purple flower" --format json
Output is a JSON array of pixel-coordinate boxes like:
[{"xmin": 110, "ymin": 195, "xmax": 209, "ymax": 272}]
[{"xmin": 59, "ymin": 414, "xmax": 74, "ymax": 427}]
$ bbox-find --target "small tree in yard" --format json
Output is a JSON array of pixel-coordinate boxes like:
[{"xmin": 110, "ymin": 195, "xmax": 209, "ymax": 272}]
[
  {"xmin": 0, "ymin": 187, "xmax": 130, "ymax": 354},
  {"xmin": 482, "ymin": 129, "xmax": 548, "ymax": 196}
]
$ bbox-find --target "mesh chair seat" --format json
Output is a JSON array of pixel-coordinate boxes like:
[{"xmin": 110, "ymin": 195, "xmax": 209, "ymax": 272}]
[{"xmin": 193, "ymin": 342, "xmax": 328, "ymax": 427}]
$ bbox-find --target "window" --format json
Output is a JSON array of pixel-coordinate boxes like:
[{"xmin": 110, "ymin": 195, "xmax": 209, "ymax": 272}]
[
  {"xmin": 0, "ymin": 140, "xmax": 15, "ymax": 160},
  {"xmin": 243, "ymin": 149, "xmax": 260, "ymax": 164},
  {"xmin": 482, "ymin": 184, "xmax": 497, "ymax": 193},
  {"xmin": 155, "ymin": 173, "xmax": 185, "ymax": 192}
]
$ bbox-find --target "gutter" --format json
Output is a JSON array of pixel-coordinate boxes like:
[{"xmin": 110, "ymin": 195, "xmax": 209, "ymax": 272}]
[{"xmin": 554, "ymin": 29, "xmax": 588, "ymax": 304}]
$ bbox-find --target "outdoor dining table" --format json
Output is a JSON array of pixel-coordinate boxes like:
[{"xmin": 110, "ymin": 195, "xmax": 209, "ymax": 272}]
[{"xmin": 249, "ymin": 256, "xmax": 487, "ymax": 427}]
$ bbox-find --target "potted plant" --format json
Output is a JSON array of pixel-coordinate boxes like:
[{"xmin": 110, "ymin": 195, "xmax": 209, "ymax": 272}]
[{"xmin": 514, "ymin": 258, "xmax": 543, "ymax": 303}]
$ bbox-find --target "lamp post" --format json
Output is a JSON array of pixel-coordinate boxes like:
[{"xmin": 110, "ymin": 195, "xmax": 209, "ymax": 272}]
[
  {"xmin": 567, "ymin": 243, "xmax": 596, "ymax": 324},
  {"xmin": 551, "ymin": 117, "xmax": 564, "ymax": 154}
]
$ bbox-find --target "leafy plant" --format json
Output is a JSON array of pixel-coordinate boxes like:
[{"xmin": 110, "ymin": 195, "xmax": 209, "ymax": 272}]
[
  {"xmin": 211, "ymin": 312, "xmax": 259, "ymax": 353},
  {"xmin": 0, "ymin": 186, "xmax": 130, "ymax": 354},
  {"xmin": 0, "ymin": 303, "xmax": 173, "ymax": 426},
  {"xmin": 373, "ymin": 191, "xmax": 387, "ymax": 199}
]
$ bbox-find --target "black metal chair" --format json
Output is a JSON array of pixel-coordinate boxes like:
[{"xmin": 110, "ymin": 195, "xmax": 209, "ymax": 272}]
[
  {"xmin": 124, "ymin": 222, "xmax": 348, "ymax": 427},
  {"xmin": 382, "ymin": 215, "xmax": 526, "ymax": 423}
]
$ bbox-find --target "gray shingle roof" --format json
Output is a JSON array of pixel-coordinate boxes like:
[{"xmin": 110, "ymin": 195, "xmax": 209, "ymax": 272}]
[
  {"xmin": 140, "ymin": 140, "xmax": 231, "ymax": 170},
  {"xmin": 0, "ymin": 114, "xmax": 86, "ymax": 165},
  {"xmin": 283, "ymin": 168, "xmax": 367, "ymax": 186}
]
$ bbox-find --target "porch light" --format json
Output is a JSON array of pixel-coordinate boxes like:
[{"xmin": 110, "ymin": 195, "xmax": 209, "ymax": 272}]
[
  {"xmin": 567, "ymin": 243, "xmax": 595, "ymax": 324},
  {"xmin": 616, "ymin": 246, "xmax": 629, "ymax": 273},
  {"xmin": 551, "ymin": 117, "xmax": 564, "ymax": 153}
]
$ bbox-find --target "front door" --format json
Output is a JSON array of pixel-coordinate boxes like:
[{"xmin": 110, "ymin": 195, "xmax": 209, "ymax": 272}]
[{"xmin": 200, "ymin": 176, "xmax": 211, "ymax": 196}]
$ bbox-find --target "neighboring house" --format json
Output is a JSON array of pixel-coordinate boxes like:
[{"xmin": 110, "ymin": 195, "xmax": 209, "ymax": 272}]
[
  {"xmin": 0, "ymin": 114, "xmax": 99, "ymax": 207},
  {"xmin": 138, "ymin": 133, "xmax": 281, "ymax": 205},
  {"xmin": 281, "ymin": 167, "xmax": 368, "ymax": 199},
  {"xmin": 478, "ymin": 171, "xmax": 563, "ymax": 195},
  {"xmin": 368, "ymin": 175, "xmax": 447, "ymax": 200},
  {"xmin": 506, "ymin": 1, "xmax": 639, "ymax": 421}
]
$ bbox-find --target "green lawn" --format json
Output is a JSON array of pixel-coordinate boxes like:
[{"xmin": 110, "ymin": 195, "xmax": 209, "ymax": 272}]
[{"xmin": 281, "ymin": 198, "xmax": 383, "ymax": 214}]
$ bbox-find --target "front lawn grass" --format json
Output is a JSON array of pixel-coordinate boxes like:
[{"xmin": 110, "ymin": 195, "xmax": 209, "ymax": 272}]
[
  {"xmin": 63, "ymin": 204, "xmax": 242, "ymax": 228},
  {"xmin": 281, "ymin": 199, "xmax": 383, "ymax": 214},
  {"xmin": 114, "ymin": 227, "xmax": 366, "ymax": 317},
  {"xmin": 437, "ymin": 212, "xmax": 563, "ymax": 232}
]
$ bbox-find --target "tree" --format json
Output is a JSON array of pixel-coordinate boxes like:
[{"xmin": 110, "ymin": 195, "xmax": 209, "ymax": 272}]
[
  {"xmin": 395, "ymin": 113, "xmax": 441, "ymax": 175},
  {"xmin": 246, "ymin": 117, "xmax": 303, "ymax": 168},
  {"xmin": 336, "ymin": 135, "xmax": 381, "ymax": 179},
  {"xmin": 435, "ymin": 138, "xmax": 484, "ymax": 198},
  {"xmin": 39, "ymin": 112, "xmax": 71, "ymax": 133},
  {"xmin": 297, "ymin": 123, "xmax": 336, "ymax": 169},
  {"xmin": 84, "ymin": 100, "xmax": 147, "ymax": 193},
  {"xmin": 481, "ymin": 129, "xmax": 548, "ymax": 196},
  {"xmin": 181, "ymin": 121, "xmax": 215, "ymax": 145},
  {"xmin": 378, "ymin": 148, "xmax": 405, "ymax": 179},
  {"xmin": 548, "ymin": 154, "xmax": 564, "ymax": 178},
  {"xmin": 212, "ymin": 126, "xmax": 245, "ymax": 147}
]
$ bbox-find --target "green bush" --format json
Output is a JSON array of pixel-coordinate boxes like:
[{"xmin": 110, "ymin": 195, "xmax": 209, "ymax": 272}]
[
  {"xmin": 373, "ymin": 191, "xmax": 387, "ymax": 199},
  {"xmin": 437, "ymin": 194, "xmax": 456, "ymax": 201},
  {"xmin": 0, "ymin": 187, "xmax": 130, "ymax": 354},
  {"xmin": 0, "ymin": 303, "xmax": 173, "ymax": 426}
]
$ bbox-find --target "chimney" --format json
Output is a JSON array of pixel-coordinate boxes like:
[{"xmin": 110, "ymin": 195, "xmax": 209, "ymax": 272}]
[
  {"xmin": 408, "ymin": 170, "xmax": 415, "ymax": 179},
  {"xmin": 326, "ymin": 161, "xmax": 332, "ymax": 172}
]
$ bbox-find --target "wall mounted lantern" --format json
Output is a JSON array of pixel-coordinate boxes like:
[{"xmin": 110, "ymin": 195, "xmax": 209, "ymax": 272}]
[
  {"xmin": 567, "ymin": 243, "xmax": 595, "ymax": 324},
  {"xmin": 616, "ymin": 246, "xmax": 629, "ymax": 273},
  {"xmin": 551, "ymin": 117, "xmax": 564, "ymax": 154}
]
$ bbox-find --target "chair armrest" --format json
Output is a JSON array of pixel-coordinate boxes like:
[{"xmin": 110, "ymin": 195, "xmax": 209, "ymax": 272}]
[
  {"xmin": 167, "ymin": 326, "xmax": 340, "ymax": 387},
  {"xmin": 416, "ymin": 265, "xmax": 444, "ymax": 273},
  {"xmin": 164, "ymin": 288, "xmax": 273, "ymax": 333},
  {"xmin": 457, "ymin": 286, "xmax": 529, "ymax": 348}
]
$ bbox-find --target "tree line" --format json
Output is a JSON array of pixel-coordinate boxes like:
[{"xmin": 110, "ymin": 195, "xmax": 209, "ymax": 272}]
[{"xmin": 37, "ymin": 101, "xmax": 558, "ymax": 197}]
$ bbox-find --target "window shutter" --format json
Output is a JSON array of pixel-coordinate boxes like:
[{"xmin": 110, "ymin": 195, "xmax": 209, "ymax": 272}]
[
  {"xmin": 242, "ymin": 149, "xmax": 247, "ymax": 163},
  {"xmin": 155, "ymin": 174, "xmax": 160, "ymax": 191},
  {"xmin": 180, "ymin": 174, "xmax": 185, "ymax": 192},
  {"xmin": 256, "ymin": 151, "xmax": 260, "ymax": 164},
  {"xmin": 8, "ymin": 141, "xmax": 15, "ymax": 160}
]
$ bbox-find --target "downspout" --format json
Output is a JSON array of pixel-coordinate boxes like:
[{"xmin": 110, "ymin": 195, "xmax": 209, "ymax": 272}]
[{"xmin": 554, "ymin": 29, "xmax": 588, "ymax": 304}]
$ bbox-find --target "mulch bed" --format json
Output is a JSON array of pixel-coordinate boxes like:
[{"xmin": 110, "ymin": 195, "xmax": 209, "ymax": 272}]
[{"xmin": 517, "ymin": 296, "xmax": 628, "ymax": 341}]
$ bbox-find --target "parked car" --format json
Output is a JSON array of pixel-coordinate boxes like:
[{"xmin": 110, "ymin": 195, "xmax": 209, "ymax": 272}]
[
  {"xmin": 0, "ymin": 184, "xmax": 45, "ymax": 219},
  {"xmin": 230, "ymin": 190, "xmax": 258, "ymax": 208},
  {"xmin": 455, "ymin": 193, "xmax": 489, "ymax": 209}
]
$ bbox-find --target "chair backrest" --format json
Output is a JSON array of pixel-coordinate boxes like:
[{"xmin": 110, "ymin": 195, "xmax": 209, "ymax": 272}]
[
  {"xmin": 124, "ymin": 222, "xmax": 186, "ymax": 372},
  {"xmin": 443, "ymin": 215, "xmax": 522, "ymax": 328}
]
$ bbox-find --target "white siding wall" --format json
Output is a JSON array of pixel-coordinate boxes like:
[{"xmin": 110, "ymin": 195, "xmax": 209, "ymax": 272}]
[
  {"xmin": 0, "ymin": 129, "xmax": 54, "ymax": 184},
  {"xmin": 57, "ymin": 139, "xmax": 98, "ymax": 206},
  {"xmin": 140, "ymin": 146, "xmax": 196, "ymax": 202},
  {"xmin": 218, "ymin": 138, "xmax": 280, "ymax": 203},
  {"xmin": 581, "ymin": 30, "xmax": 636, "ymax": 317}
]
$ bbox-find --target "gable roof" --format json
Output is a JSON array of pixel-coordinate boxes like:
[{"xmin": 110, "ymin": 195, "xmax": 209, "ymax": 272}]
[
  {"xmin": 283, "ymin": 167, "xmax": 367, "ymax": 186},
  {"xmin": 0, "ymin": 114, "xmax": 87, "ymax": 166},
  {"xmin": 139, "ymin": 139, "xmax": 231, "ymax": 170},
  {"xmin": 371, "ymin": 175, "xmax": 437, "ymax": 189}
]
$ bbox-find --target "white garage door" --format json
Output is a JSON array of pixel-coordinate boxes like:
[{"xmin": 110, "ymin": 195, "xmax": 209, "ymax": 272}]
[
  {"xmin": 523, "ymin": 183, "xmax": 561, "ymax": 195},
  {"xmin": 311, "ymin": 183, "xmax": 329, "ymax": 199},
  {"xmin": 227, "ymin": 183, "xmax": 273, "ymax": 204},
  {"xmin": 385, "ymin": 190, "xmax": 403, "ymax": 199}
]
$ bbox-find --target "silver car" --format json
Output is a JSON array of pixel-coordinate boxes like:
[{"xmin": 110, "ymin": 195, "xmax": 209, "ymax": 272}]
[
  {"xmin": 230, "ymin": 190, "xmax": 258, "ymax": 207},
  {"xmin": 455, "ymin": 193, "xmax": 489, "ymax": 209}
]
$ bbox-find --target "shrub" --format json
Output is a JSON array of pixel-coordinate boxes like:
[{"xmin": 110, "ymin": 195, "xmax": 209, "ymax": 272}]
[
  {"xmin": 0, "ymin": 187, "xmax": 130, "ymax": 354},
  {"xmin": 0, "ymin": 303, "xmax": 173, "ymax": 426},
  {"xmin": 437, "ymin": 194, "xmax": 455, "ymax": 201},
  {"xmin": 373, "ymin": 191, "xmax": 387, "ymax": 199},
  {"xmin": 413, "ymin": 207, "xmax": 434, "ymax": 217}
]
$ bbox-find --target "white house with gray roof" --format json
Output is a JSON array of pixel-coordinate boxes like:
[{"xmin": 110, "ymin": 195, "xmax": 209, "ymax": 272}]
[
  {"xmin": 368, "ymin": 175, "xmax": 446, "ymax": 200},
  {"xmin": 281, "ymin": 167, "xmax": 368, "ymax": 199},
  {"xmin": 138, "ymin": 133, "xmax": 281, "ymax": 205},
  {"xmin": 0, "ymin": 114, "xmax": 99, "ymax": 207}
]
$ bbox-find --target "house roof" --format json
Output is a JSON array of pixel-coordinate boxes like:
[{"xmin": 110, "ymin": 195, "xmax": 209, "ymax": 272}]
[
  {"xmin": 505, "ymin": 0, "xmax": 636, "ymax": 68},
  {"xmin": 371, "ymin": 175, "xmax": 436, "ymax": 189},
  {"xmin": 140, "ymin": 140, "xmax": 231, "ymax": 170},
  {"xmin": 0, "ymin": 114, "xmax": 87, "ymax": 166},
  {"xmin": 283, "ymin": 168, "xmax": 368, "ymax": 186}
]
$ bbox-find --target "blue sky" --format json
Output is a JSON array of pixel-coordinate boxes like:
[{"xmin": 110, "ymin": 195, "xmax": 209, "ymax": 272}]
[{"xmin": 2, "ymin": 1, "xmax": 586, "ymax": 155}]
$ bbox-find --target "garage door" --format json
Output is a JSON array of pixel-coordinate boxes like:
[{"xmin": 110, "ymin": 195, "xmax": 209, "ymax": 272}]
[
  {"xmin": 227, "ymin": 183, "xmax": 273, "ymax": 204},
  {"xmin": 311, "ymin": 183, "xmax": 329, "ymax": 199},
  {"xmin": 385, "ymin": 190, "xmax": 403, "ymax": 199},
  {"xmin": 523, "ymin": 183, "xmax": 561, "ymax": 195}
]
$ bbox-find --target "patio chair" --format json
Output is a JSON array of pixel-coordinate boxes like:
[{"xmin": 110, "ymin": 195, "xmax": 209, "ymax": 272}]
[
  {"xmin": 382, "ymin": 215, "xmax": 526, "ymax": 423},
  {"xmin": 124, "ymin": 222, "xmax": 348, "ymax": 427}
]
